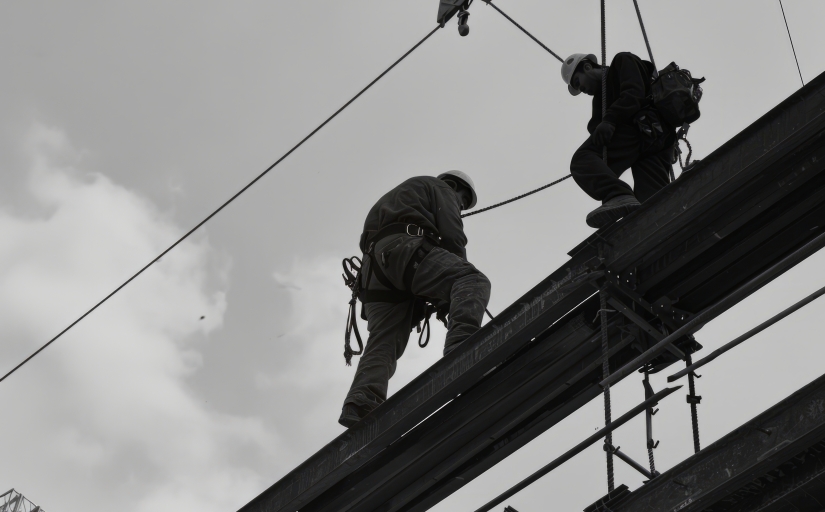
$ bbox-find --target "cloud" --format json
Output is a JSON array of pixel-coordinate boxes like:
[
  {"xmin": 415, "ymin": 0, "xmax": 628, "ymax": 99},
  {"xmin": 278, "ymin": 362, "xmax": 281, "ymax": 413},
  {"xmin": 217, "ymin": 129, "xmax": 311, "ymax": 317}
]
[{"xmin": 0, "ymin": 125, "xmax": 275, "ymax": 512}]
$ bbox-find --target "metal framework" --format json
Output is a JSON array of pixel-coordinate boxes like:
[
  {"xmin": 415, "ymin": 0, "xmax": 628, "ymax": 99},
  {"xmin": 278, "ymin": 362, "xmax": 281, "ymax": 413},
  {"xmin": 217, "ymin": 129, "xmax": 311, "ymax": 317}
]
[
  {"xmin": 606, "ymin": 371, "xmax": 825, "ymax": 512},
  {"xmin": 0, "ymin": 490, "xmax": 44, "ymax": 512},
  {"xmin": 240, "ymin": 70, "xmax": 825, "ymax": 512}
]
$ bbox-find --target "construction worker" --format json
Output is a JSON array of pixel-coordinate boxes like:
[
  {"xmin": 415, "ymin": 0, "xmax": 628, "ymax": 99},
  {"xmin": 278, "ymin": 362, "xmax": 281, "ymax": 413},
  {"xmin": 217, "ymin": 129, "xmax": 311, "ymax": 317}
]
[
  {"xmin": 561, "ymin": 52, "xmax": 676, "ymax": 229},
  {"xmin": 339, "ymin": 171, "xmax": 491, "ymax": 428}
]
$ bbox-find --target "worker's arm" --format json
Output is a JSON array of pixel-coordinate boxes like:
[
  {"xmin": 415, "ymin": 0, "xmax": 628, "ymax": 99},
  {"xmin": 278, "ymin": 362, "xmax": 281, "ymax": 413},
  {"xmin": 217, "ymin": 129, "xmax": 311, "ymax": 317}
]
[
  {"xmin": 602, "ymin": 53, "xmax": 649, "ymax": 126},
  {"xmin": 433, "ymin": 184, "xmax": 468, "ymax": 259}
]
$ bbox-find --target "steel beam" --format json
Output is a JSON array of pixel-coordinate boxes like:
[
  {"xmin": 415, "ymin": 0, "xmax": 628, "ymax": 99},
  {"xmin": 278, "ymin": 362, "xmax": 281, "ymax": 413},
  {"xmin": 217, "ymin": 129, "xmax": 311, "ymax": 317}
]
[
  {"xmin": 240, "ymin": 71, "xmax": 825, "ymax": 512},
  {"xmin": 609, "ymin": 371, "xmax": 825, "ymax": 512}
]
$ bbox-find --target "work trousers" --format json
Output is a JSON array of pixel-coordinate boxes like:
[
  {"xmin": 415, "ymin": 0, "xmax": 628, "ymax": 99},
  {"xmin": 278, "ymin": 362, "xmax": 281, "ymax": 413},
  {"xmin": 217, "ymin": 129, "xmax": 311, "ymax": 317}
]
[
  {"xmin": 343, "ymin": 245, "xmax": 491, "ymax": 411},
  {"xmin": 570, "ymin": 123, "xmax": 675, "ymax": 203}
]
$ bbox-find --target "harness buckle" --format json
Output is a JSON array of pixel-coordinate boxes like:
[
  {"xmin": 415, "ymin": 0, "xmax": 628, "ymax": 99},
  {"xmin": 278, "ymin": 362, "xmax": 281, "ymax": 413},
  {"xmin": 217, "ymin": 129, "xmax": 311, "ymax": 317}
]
[{"xmin": 406, "ymin": 224, "xmax": 424, "ymax": 237}]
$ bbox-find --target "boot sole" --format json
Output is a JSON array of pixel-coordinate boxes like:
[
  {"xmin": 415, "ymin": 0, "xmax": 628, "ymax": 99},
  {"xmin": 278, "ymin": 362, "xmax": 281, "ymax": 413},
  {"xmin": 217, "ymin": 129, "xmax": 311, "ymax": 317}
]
[{"xmin": 586, "ymin": 202, "xmax": 641, "ymax": 229}]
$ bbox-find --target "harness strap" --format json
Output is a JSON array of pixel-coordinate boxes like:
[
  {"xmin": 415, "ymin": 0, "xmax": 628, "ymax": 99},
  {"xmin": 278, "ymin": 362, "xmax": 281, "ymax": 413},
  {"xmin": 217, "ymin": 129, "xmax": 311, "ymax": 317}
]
[
  {"xmin": 342, "ymin": 223, "xmax": 443, "ymax": 365},
  {"xmin": 344, "ymin": 297, "xmax": 364, "ymax": 366},
  {"xmin": 360, "ymin": 289, "xmax": 412, "ymax": 303},
  {"xmin": 361, "ymin": 223, "xmax": 441, "ymax": 304},
  {"xmin": 342, "ymin": 257, "xmax": 365, "ymax": 366},
  {"xmin": 362, "ymin": 222, "xmax": 440, "ymax": 252}
]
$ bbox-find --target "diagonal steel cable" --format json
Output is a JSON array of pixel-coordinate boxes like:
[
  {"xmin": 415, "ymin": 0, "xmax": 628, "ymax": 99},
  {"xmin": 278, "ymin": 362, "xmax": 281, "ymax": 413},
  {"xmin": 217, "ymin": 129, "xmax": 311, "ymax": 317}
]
[
  {"xmin": 0, "ymin": 24, "xmax": 443, "ymax": 384},
  {"xmin": 779, "ymin": 0, "xmax": 804, "ymax": 87},
  {"xmin": 482, "ymin": 0, "xmax": 563, "ymax": 62},
  {"xmin": 632, "ymin": 0, "xmax": 658, "ymax": 74}
]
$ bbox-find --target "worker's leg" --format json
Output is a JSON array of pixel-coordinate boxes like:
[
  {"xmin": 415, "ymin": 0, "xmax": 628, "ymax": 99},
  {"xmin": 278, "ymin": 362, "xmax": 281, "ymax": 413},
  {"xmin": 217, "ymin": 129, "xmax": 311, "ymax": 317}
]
[
  {"xmin": 410, "ymin": 247, "xmax": 491, "ymax": 355},
  {"xmin": 342, "ymin": 300, "xmax": 413, "ymax": 411},
  {"xmin": 570, "ymin": 125, "xmax": 643, "ymax": 202},
  {"xmin": 631, "ymin": 144, "xmax": 674, "ymax": 203}
]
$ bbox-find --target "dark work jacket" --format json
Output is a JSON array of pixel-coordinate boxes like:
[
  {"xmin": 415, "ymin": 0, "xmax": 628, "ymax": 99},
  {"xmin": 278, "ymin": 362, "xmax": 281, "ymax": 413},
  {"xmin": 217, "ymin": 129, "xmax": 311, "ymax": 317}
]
[
  {"xmin": 360, "ymin": 176, "xmax": 467, "ymax": 259},
  {"xmin": 588, "ymin": 52, "xmax": 656, "ymax": 134},
  {"xmin": 359, "ymin": 176, "xmax": 468, "ymax": 291}
]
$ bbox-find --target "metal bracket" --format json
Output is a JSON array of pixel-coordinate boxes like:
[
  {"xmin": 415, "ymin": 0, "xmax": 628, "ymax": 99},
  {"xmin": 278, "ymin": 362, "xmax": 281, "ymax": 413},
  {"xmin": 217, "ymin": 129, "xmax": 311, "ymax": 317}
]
[
  {"xmin": 643, "ymin": 375, "xmax": 660, "ymax": 451},
  {"xmin": 604, "ymin": 443, "xmax": 660, "ymax": 480},
  {"xmin": 605, "ymin": 293, "xmax": 685, "ymax": 360}
]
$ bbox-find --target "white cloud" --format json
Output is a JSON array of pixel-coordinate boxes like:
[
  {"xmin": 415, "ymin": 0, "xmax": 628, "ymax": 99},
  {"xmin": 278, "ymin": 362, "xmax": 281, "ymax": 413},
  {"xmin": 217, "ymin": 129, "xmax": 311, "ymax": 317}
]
[{"xmin": 0, "ymin": 125, "xmax": 275, "ymax": 512}]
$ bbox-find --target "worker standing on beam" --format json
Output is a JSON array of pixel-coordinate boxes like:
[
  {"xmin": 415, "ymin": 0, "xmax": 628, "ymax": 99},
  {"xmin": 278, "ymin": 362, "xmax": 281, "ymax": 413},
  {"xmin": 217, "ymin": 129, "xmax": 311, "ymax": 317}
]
[
  {"xmin": 339, "ymin": 171, "xmax": 492, "ymax": 428},
  {"xmin": 561, "ymin": 52, "xmax": 676, "ymax": 229}
]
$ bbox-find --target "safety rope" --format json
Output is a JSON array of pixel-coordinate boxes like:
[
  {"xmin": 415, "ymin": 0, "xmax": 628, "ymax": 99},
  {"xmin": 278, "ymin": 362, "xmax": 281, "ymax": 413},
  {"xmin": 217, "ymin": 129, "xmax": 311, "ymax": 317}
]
[
  {"xmin": 0, "ymin": 24, "xmax": 443, "ymax": 385},
  {"xmin": 632, "ymin": 0, "xmax": 658, "ymax": 76},
  {"xmin": 461, "ymin": 175, "xmax": 572, "ymax": 218},
  {"xmin": 482, "ymin": 1, "xmax": 563, "ymax": 62},
  {"xmin": 599, "ymin": 0, "xmax": 615, "ymax": 494},
  {"xmin": 685, "ymin": 354, "xmax": 702, "ymax": 453},
  {"xmin": 676, "ymin": 135, "xmax": 694, "ymax": 172},
  {"xmin": 779, "ymin": 0, "xmax": 804, "ymax": 87},
  {"xmin": 600, "ymin": 0, "xmax": 609, "ymax": 166}
]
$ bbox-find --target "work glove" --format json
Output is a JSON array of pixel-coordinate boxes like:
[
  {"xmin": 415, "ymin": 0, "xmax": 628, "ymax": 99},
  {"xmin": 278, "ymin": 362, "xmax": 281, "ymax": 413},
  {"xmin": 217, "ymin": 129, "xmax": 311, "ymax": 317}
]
[{"xmin": 592, "ymin": 122, "xmax": 616, "ymax": 148}]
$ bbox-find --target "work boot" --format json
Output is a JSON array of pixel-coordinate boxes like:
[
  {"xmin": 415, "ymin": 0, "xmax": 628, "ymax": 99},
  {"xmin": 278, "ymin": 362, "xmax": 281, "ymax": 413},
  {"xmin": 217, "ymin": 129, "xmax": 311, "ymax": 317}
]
[
  {"xmin": 338, "ymin": 402, "xmax": 372, "ymax": 428},
  {"xmin": 586, "ymin": 194, "xmax": 641, "ymax": 229}
]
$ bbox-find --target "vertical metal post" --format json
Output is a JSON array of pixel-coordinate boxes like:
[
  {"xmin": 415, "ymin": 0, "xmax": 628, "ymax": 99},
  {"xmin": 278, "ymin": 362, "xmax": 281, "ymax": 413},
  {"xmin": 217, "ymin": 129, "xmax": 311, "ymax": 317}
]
[
  {"xmin": 685, "ymin": 354, "xmax": 702, "ymax": 453},
  {"xmin": 600, "ymin": 282, "xmax": 615, "ymax": 492},
  {"xmin": 599, "ymin": 0, "xmax": 614, "ymax": 494},
  {"xmin": 599, "ymin": 0, "xmax": 612, "ymax": 491},
  {"xmin": 643, "ymin": 369, "xmax": 657, "ymax": 475}
]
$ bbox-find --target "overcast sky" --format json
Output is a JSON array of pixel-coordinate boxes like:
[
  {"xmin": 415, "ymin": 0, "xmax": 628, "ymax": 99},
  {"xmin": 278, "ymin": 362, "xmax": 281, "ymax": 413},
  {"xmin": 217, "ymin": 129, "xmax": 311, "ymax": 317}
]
[{"xmin": 2, "ymin": 1, "xmax": 825, "ymax": 511}]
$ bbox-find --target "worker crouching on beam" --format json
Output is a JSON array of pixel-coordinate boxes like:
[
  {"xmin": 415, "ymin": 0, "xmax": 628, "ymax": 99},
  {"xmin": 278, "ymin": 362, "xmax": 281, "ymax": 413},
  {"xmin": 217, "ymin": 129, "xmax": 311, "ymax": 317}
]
[
  {"xmin": 562, "ymin": 52, "xmax": 676, "ymax": 229},
  {"xmin": 339, "ymin": 171, "xmax": 491, "ymax": 428}
]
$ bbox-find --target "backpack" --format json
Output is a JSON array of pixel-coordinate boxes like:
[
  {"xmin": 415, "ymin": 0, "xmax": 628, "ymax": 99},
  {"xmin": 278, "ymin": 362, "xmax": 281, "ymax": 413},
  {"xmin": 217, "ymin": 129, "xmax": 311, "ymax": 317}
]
[{"xmin": 651, "ymin": 62, "xmax": 705, "ymax": 128}]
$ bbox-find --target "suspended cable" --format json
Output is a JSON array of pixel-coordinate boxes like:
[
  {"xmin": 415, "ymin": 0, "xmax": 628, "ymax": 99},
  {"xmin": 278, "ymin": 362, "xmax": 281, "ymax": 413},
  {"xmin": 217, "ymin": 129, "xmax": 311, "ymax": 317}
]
[
  {"xmin": 461, "ymin": 175, "xmax": 572, "ymax": 218},
  {"xmin": 0, "ymin": 24, "xmax": 443, "ymax": 385},
  {"xmin": 599, "ymin": 0, "xmax": 615, "ymax": 494},
  {"xmin": 482, "ymin": 0, "xmax": 563, "ymax": 62},
  {"xmin": 632, "ymin": 0, "xmax": 657, "ymax": 75},
  {"xmin": 779, "ymin": 0, "xmax": 804, "ymax": 87}
]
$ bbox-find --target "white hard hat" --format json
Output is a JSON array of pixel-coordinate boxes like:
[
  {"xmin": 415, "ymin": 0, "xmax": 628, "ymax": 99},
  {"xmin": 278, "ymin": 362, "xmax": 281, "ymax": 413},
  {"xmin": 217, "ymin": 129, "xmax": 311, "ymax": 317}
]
[
  {"xmin": 438, "ymin": 170, "xmax": 477, "ymax": 209},
  {"xmin": 561, "ymin": 53, "xmax": 598, "ymax": 96}
]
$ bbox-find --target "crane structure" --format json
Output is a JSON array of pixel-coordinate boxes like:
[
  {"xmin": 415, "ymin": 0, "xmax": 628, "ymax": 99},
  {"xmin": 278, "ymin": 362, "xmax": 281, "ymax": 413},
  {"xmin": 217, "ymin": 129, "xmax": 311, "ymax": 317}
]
[
  {"xmin": 0, "ymin": 490, "xmax": 44, "ymax": 512},
  {"xmin": 239, "ymin": 66, "xmax": 825, "ymax": 512}
]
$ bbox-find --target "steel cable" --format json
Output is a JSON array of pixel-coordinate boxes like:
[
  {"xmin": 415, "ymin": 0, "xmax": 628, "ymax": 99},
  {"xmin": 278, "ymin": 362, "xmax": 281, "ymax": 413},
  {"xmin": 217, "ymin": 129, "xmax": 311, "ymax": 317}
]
[
  {"xmin": 482, "ymin": 1, "xmax": 563, "ymax": 62},
  {"xmin": 632, "ymin": 0, "xmax": 657, "ymax": 75},
  {"xmin": 599, "ymin": 0, "xmax": 615, "ymax": 494},
  {"xmin": 779, "ymin": 0, "xmax": 804, "ymax": 87},
  {"xmin": 460, "ymin": 175, "xmax": 572, "ymax": 218},
  {"xmin": 0, "ymin": 24, "xmax": 443, "ymax": 384}
]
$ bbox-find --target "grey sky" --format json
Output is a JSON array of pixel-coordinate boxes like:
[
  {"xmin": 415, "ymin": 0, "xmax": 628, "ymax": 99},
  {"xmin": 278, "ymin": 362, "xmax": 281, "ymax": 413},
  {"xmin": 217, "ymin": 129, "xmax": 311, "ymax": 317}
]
[{"xmin": 2, "ymin": 1, "xmax": 825, "ymax": 511}]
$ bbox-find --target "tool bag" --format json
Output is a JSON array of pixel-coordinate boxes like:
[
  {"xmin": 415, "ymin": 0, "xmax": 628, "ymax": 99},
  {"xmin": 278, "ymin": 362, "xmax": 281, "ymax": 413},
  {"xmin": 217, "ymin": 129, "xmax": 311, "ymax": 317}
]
[
  {"xmin": 341, "ymin": 223, "xmax": 447, "ymax": 366},
  {"xmin": 651, "ymin": 62, "xmax": 705, "ymax": 127},
  {"xmin": 648, "ymin": 62, "xmax": 706, "ymax": 173}
]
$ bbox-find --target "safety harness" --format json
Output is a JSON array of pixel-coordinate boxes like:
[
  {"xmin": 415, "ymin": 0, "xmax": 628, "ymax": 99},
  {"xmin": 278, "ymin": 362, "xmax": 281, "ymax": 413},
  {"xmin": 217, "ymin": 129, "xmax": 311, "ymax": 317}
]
[{"xmin": 342, "ymin": 223, "xmax": 448, "ymax": 365}]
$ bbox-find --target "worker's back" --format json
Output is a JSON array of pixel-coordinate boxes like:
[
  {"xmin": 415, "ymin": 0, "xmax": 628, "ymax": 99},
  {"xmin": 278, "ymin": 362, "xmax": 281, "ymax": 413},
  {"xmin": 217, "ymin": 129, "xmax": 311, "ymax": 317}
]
[{"xmin": 359, "ymin": 176, "xmax": 467, "ymax": 259}]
